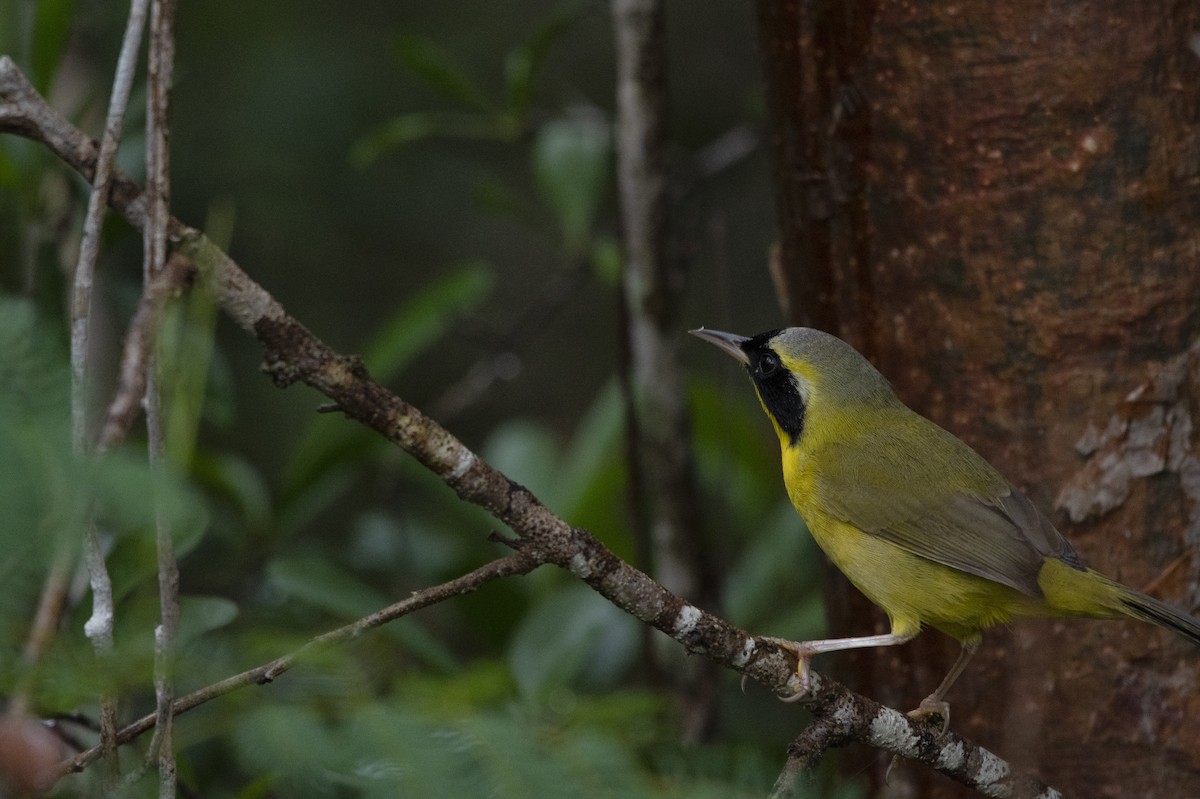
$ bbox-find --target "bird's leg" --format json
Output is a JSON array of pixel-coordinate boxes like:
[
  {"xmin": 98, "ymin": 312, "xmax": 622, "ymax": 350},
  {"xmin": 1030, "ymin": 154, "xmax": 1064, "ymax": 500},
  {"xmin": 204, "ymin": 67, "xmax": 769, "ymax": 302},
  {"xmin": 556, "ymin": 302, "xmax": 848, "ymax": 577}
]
[
  {"xmin": 762, "ymin": 631, "xmax": 917, "ymax": 702},
  {"xmin": 909, "ymin": 638, "xmax": 980, "ymax": 731},
  {"xmin": 885, "ymin": 638, "xmax": 981, "ymax": 784}
]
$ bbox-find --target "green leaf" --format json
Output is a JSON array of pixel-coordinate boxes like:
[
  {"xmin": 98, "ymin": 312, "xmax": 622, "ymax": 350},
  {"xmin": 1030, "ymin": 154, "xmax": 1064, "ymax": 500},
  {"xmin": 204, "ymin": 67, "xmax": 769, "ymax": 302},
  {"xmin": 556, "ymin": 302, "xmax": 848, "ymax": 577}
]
[
  {"xmin": 589, "ymin": 234, "xmax": 622, "ymax": 286},
  {"xmin": 233, "ymin": 704, "xmax": 337, "ymax": 787},
  {"xmin": 89, "ymin": 451, "xmax": 209, "ymax": 555},
  {"xmin": 267, "ymin": 555, "xmax": 393, "ymax": 621},
  {"xmin": 723, "ymin": 501, "xmax": 824, "ymax": 637},
  {"xmin": 192, "ymin": 450, "xmax": 272, "ymax": 531},
  {"xmin": 507, "ymin": 582, "xmax": 639, "ymax": 698},
  {"xmin": 281, "ymin": 262, "xmax": 492, "ymax": 505},
  {"xmin": 362, "ymin": 261, "xmax": 493, "ymax": 383},
  {"xmin": 30, "ymin": 0, "xmax": 74, "ymax": 94},
  {"xmin": 176, "ymin": 595, "xmax": 240, "ymax": 648},
  {"xmin": 0, "ymin": 299, "xmax": 75, "ymax": 581},
  {"xmin": 267, "ymin": 556, "xmax": 460, "ymax": 673},
  {"xmin": 0, "ymin": 295, "xmax": 70, "ymax": 415},
  {"xmin": 532, "ymin": 111, "xmax": 611, "ymax": 253},
  {"xmin": 471, "ymin": 173, "xmax": 524, "ymax": 217},
  {"xmin": 0, "ymin": 294, "xmax": 205, "ymax": 630},
  {"xmin": 396, "ymin": 31, "xmax": 493, "ymax": 112},
  {"xmin": 455, "ymin": 712, "xmax": 648, "ymax": 799},
  {"xmin": 480, "ymin": 419, "xmax": 561, "ymax": 504},
  {"xmin": 158, "ymin": 254, "xmax": 221, "ymax": 469},
  {"xmin": 390, "ymin": 661, "xmax": 516, "ymax": 717},
  {"xmin": 553, "ymin": 379, "xmax": 625, "ymax": 521},
  {"xmin": 690, "ymin": 378, "xmax": 780, "ymax": 522},
  {"xmin": 0, "ymin": 422, "xmax": 72, "ymax": 646},
  {"xmin": 350, "ymin": 113, "xmax": 444, "ymax": 165},
  {"xmin": 503, "ymin": 1, "xmax": 587, "ymax": 119},
  {"xmin": 350, "ymin": 112, "xmax": 520, "ymax": 167},
  {"xmin": 349, "ymin": 706, "xmax": 483, "ymax": 797},
  {"xmin": 0, "ymin": 146, "xmax": 22, "ymax": 190},
  {"xmin": 349, "ymin": 702, "xmax": 655, "ymax": 799},
  {"xmin": 275, "ymin": 456, "xmax": 360, "ymax": 539}
]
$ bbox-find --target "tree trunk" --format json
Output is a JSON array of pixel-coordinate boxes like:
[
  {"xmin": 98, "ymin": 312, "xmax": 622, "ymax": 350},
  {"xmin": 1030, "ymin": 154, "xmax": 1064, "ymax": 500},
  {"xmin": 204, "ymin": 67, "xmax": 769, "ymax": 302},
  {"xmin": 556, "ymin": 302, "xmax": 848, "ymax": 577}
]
[{"xmin": 757, "ymin": 1, "xmax": 1200, "ymax": 796}]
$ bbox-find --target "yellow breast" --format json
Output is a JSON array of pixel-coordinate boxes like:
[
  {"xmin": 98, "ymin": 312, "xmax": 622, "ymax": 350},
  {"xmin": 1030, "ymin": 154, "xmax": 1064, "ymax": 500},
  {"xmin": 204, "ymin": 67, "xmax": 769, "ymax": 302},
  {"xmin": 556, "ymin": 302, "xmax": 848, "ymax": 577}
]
[{"xmin": 781, "ymin": 443, "xmax": 1044, "ymax": 643}]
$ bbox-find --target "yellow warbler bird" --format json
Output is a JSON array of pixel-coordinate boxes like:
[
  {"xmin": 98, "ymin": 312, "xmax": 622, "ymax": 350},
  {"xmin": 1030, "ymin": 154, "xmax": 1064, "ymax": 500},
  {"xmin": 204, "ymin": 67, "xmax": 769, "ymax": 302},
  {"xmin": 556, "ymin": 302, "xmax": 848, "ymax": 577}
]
[{"xmin": 692, "ymin": 326, "xmax": 1200, "ymax": 718}]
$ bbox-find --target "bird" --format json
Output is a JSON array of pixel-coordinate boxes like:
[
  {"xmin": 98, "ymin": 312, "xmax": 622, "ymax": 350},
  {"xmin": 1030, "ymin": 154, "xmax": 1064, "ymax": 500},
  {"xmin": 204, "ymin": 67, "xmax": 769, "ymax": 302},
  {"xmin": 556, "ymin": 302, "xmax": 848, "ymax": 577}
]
[{"xmin": 690, "ymin": 325, "xmax": 1200, "ymax": 722}]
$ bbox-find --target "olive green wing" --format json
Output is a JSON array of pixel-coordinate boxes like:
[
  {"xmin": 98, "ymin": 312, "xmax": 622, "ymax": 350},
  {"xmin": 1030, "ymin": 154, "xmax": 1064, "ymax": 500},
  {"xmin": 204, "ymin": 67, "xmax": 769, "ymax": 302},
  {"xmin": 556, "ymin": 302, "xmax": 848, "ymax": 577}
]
[{"xmin": 815, "ymin": 420, "xmax": 1084, "ymax": 598}]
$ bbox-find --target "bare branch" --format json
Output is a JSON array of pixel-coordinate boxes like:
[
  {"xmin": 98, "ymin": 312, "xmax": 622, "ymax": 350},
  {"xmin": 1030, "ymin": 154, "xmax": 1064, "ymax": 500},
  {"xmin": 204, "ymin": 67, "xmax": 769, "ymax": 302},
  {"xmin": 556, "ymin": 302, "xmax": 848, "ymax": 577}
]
[
  {"xmin": 142, "ymin": 1, "xmax": 180, "ymax": 793},
  {"xmin": 613, "ymin": 0, "xmax": 697, "ymax": 592},
  {"xmin": 770, "ymin": 687, "xmax": 1062, "ymax": 799},
  {"xmin": 60, "ymin": 0, "xmax": 152, "ymax": 778},
  {"xmin": 10, "ymin": 550, "xmax": 74, "ymax": 719},
  {"xmin": 73, "ymin": 0, "xmax": 151, "ymax": 445},
  {"xmin": 1, "ymin": 57, "xmax": 1061, "ymax": 798},
  {"xmin": 612, "ymin": 0, "xmax": 717, "ymax": 734},
  {"xmin": 97, "ymin": 253, "xmax": 195, "ymax": 450},
  {"xmin": 56, "ymin": 552, "xmax": 539, "ymax": 781}
]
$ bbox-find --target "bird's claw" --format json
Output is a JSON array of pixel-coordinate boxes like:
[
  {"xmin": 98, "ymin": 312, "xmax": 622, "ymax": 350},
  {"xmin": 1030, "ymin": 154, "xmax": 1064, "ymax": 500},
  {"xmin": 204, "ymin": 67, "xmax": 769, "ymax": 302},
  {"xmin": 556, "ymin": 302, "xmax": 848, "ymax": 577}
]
[
  {"xmin": 886, "ymin": 696, "xmax": 953, "ymax": 781},
  {"xmin": 908, "ymin": 696, "xmax": 951, "ymax": 734},
  {"xmin": 885, "ymin": 754, "xmax": 902, "ymax": 784},
  {"xmin": 761, "ymin": 636, "xmax": 816, "ymax": 703}
]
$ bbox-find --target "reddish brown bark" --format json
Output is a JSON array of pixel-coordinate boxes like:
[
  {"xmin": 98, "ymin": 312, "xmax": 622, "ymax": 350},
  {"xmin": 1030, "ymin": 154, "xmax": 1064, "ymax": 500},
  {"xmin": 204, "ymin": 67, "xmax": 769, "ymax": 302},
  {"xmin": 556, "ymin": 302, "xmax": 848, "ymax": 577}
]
[{"xmin": 758, "ymin": 1, "xmax": 1200, "ymax": 796}]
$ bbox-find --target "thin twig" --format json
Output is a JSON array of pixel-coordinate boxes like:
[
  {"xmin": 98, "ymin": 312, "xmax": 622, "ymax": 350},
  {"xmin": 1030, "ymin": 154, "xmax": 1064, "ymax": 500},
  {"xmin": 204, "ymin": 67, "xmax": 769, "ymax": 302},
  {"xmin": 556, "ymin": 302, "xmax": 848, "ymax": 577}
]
[
  {"xmin": 79, "ymin": 521, "xmax": 117, "ymax": 774},
  {"xmin": 429, "ymin": 261, "xmax": 588, "ymax": 422},
  {"xmin": 72, "ymin": 0, "xmax": 150, "ymax": 440},
  {"xmin": 142, "ymin": 1, "xmax": 180, "ymax": 794},
  {"xmin": 98, "ymin": 253, "xmax": 195, "ymax": 450},
  {"xmin": 612, "ymin": 0, "xmax": 717, "ymax": 738},
  {"xmin": 65, "ymin": 0, "xmax": 152, "ymax": 778},
  {"xmin": 9, "ymin": 550, "xmax": 74, "ymax": 719},
  {"xmin": 57, "ymin": 552, "xmax": 539, "ymax": 780}
]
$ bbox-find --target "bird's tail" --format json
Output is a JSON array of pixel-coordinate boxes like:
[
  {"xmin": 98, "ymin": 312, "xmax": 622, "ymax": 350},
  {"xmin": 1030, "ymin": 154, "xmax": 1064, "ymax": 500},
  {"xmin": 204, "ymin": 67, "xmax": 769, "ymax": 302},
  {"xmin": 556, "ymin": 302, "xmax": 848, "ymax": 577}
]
[
  {"xmin": 1117, "ymin": 588, "xmax": 1200, "ymax": 647},
  {"xmin": 1041, "ymin": 559, "xmax": 1200, "ymax": 646}
]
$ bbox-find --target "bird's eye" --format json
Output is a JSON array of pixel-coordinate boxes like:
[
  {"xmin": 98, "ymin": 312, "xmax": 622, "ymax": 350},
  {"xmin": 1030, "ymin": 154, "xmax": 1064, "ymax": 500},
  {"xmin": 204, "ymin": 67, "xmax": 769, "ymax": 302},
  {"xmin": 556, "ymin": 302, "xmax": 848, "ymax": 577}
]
[{"xmin": 758, "ymin": 352, "xmax": 780, "ymax": 377}]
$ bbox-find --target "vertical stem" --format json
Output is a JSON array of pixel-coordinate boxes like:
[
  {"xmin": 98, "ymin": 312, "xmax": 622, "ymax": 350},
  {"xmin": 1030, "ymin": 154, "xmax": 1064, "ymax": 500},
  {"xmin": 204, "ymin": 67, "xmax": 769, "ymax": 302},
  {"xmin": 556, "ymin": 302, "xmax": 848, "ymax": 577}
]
[
  {"xmin": 10, "ymin": 551, "xmax": 73, "ymax": 719},
  {"xmin": 72, "ymin": 0, "xmax": 153, "ymax": 778},
  {"xmin": 612, "ymin": 0, "xmax": 667, "ymax": 633},
  {"xmin": 144, "ymin": 1, "xmax": 180, "ymax": 795},
  {"xmin": 611, "ymin": 0, "xmax": 716, "ymax": 736}
]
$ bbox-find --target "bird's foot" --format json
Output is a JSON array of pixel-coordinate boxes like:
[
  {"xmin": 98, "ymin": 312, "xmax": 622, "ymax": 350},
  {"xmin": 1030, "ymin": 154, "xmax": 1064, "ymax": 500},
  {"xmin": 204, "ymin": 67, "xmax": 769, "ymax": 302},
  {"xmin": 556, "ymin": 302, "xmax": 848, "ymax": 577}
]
[
  {"xmin": 759, "ymin": 636, "xmax": 817, "ymax": 703},
  {"xmin": 885, "ymin": 696, "xmax": 953, "ymax": 782},
  {"xmin": 908, "ymin": 695, "xmax": 951, "ymax": 735}
]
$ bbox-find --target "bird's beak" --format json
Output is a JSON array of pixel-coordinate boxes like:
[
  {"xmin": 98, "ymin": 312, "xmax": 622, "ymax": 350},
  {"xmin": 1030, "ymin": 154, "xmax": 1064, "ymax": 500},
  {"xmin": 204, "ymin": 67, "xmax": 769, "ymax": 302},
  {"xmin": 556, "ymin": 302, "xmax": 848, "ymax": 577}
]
[{"xmin": 689, "ymin": 327, "xmax": 751, "ymax": 365}]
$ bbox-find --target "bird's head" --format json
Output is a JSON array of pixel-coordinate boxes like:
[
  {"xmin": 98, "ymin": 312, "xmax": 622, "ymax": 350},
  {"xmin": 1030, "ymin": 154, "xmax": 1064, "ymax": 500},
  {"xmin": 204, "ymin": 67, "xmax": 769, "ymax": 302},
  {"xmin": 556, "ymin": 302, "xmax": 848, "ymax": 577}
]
[{"xmin": 690, "ymin": 326, "xmax": 898, "ymax": 447}]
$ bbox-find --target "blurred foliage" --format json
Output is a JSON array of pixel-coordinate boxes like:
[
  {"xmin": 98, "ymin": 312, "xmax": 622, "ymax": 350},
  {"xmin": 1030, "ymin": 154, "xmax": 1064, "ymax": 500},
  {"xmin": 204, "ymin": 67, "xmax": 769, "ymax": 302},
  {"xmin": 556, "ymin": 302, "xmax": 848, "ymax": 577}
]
[
  {"xmin": 0, "ymin": 296, "xmax": 214, "ymax": 708},
  {"xmin": 0, "ymin": 0, "xmax": 74, "ymax": 95},
  {"xmin": 0, "ymin": 284, "xmax": 837, "ymax": 797},
  {"xmin": 0, "ymin": 0, "xmax": 76, "ymax": 286},
  {"xmin": 0, "ymin": 2, "xmax": 853, "ymax": 798},
  {"xmin": 353, "ymin": 3, "xmax": 615, "ymax": 272},
  {"xmin": 350, "ymin": 3, "xmax": 587, "ymax": 163}
]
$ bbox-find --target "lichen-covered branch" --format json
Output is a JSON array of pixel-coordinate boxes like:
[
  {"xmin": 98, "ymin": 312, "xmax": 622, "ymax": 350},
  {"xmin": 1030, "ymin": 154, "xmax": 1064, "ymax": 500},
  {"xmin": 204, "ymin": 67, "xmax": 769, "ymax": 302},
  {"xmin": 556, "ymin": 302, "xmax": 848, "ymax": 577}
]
[
  {"xmin": 770, "ymin": 686, "xmax": 1062, "ymax": 799},
  {"xmin": 1, "ymin": 56, "xmax": 1060, "ymax": 799}
]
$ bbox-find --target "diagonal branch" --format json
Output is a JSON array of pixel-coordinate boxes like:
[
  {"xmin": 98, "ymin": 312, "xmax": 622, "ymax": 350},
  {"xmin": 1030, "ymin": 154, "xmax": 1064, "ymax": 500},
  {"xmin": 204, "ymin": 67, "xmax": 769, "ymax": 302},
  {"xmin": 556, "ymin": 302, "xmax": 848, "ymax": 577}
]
[
  {"xmin": 56, "ymin": 552, "xmax": 540, "ymax": 781},
  {"xmin": 1, "ymin": 56, "xmax": 1060, "ymax": 799},
  {"xmin": 98, "ymin": 252, "xmax": 195, "ymax": 450}
]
